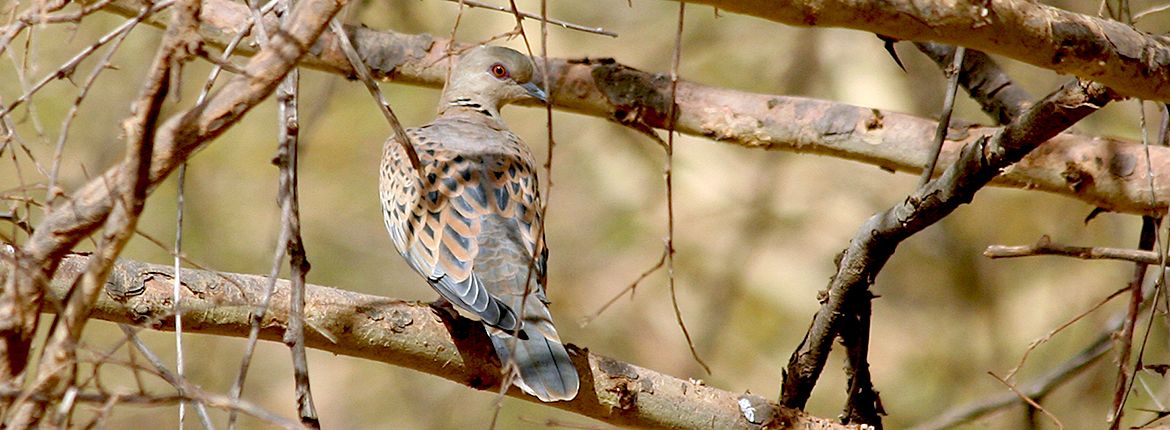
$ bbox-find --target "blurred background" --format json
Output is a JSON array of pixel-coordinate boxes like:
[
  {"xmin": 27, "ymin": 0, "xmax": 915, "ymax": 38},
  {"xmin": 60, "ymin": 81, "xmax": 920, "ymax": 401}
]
[{"xmin": 4, "ymin": 0, "xmax": 1170, "ymax": 428}]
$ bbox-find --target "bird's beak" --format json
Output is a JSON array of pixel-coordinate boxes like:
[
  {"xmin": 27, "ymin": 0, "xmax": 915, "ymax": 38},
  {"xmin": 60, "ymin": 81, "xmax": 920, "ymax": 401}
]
[{"xmin": 521, "ymin": 82, "xmax": 548, "ymax": 104}]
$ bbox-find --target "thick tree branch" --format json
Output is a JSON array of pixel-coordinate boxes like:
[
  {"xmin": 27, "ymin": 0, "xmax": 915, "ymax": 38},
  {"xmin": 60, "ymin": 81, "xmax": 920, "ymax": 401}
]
[
  {"xmin": 672, "ymin": 0, "xmax": 1170, "ymax": 104},
  {"xmin": 15, "ymin": 254, "xmax": 856, "ymax": 430},
  {"xmin": 89, "ymin": 0, "xmax": 1170, "ymax": 216}
]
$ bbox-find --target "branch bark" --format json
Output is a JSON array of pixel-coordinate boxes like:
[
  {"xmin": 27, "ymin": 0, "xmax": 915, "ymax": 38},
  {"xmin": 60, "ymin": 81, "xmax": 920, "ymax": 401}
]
[
  {"xmin": 671, "ymin": 0, "xmax": 1170, "ymax": 104},
  {"xmin": 22, "ymin": 254, "xmax": 855, "ymax": 430},
  {"xmin": 93, "ymin": 0, "xmax": 1170, "ymax": 215}
]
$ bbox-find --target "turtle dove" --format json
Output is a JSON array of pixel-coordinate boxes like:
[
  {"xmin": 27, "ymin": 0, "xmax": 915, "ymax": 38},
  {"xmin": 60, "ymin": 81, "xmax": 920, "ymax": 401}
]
[{"xmin": 379, "ymin": 46, "xmax": 579, "ymax": 402}]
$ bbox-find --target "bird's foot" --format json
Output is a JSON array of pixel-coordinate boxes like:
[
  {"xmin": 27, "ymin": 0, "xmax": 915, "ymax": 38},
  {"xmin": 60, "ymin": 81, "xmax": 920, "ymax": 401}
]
[{"xmin": 428, "ymin": 297, "xmax": 460, "ymax": 320}]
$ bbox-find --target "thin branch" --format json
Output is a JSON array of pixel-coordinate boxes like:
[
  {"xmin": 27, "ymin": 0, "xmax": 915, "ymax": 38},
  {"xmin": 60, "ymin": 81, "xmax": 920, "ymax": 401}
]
[
  {"xmin": 664, "ymin": 1, "xmax": 710, "ymax": 376},
  {"xmin": 0, "ymin": 389, "xmax": 299, "ymax": 429},
  {"xmin": 1134, "ymin": 3, "xmax": 1170, "ymax": 21},
  {"xmin": 440, "ymin": 0, "xmax": 617, "ymax": 37},
  {"xmin": 919, "ymin": 46, "xmax": 965, "ymax": 187},
  {"xmin": 984, "ymin": 235, "xmax": 1164, "ymax": 265},
  {"xmin": 29, "ymin": 254, "xmax": 855, "ymax": 430},
  {"xmin": 0, "ymin": 0, "xmax": 70, "ymax": 60},
  {"xmin": 46, "ymin": 3, "xmax": 154, "ymax": 212},
  {"xmin": 1109, "ymin": 214, "xmax": 1158, "ymax": 430},
  {"xmin": 326, "ymin": 19, "xmax": 421, "ymax": 173},
  {"xmin": 227, "ymin": 215, "xmax": 290, "ymax": 429},
  {"xmin": 172, "ymin": 153, "xmax": 188, "ymax": 428},
  {"xmin": 275, "ymin": 1, "xmax": 318, "ymax": 424},
  {"xmin": 1, "ymin": 1, "xmax": 175, "ymax": 121},
  {"xmin": 579, "ymin": 246, "xmax": 666, "ymax": 327},
  {"xmin": 988, "ymin": 372, "xmax": 1064, "ymax": 430},
  {"xmin": 1003, "ymin": 283, "xmax": 1128, "ymax": 381},
  {"xmin": 117, "ymin": 325, "xmax": 215, "ymax": 430}
]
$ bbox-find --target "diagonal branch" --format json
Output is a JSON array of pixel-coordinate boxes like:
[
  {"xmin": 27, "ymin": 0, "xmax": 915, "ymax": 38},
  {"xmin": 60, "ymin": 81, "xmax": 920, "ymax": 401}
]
[
  {"xmin": 780, "ymin": 79, "xmax": 1118, "ymax": 409},
  {"xmin": 22, "ymin": 254, "xmax": 858, "ymax": 430}
]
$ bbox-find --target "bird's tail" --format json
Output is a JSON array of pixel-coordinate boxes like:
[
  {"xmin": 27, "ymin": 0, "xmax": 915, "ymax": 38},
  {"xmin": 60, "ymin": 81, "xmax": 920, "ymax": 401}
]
[{"xmin": 489, "ymin": 328, "xmax": 579, "ymax": 402}]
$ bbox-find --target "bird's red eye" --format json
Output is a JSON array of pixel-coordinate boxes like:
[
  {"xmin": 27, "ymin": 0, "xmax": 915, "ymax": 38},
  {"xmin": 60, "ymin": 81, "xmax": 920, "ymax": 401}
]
[{"xmin": 489, "ymin": 63, "xmax": 509, "ymax": 79}]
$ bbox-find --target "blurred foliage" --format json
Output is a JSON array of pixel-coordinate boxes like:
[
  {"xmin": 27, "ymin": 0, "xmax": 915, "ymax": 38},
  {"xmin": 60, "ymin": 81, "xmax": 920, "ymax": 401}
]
[{"xmin": 5, "ymin": 0, "xmax": 1170, "ymax": 428}]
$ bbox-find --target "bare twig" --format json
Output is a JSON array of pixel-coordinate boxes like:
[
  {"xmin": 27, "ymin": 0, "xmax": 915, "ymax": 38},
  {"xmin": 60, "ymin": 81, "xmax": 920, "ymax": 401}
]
[
  {"xmin": 46, "ymin": 3, "xmax": 156, "ymax": 210},
  {"xmin": 117, "ymin": 325, "xmax": 215, "ymax": 430},
  {"xmin": 579, "ymin": 246, "xmax": 666, "ymax": 327},
  {"xmin": 227, "ymin": 218, "xmax": 290, "ymax": 429},
  {"xmin": 984, "ymin": 236, "xmax": 1165, "ymax": 264},
  {"xmin": 0, "ymin": 0, "xmax": 69, "ymax": 59},
  {"xmin": 440, "ymin": 0, "xmax": 617, "ymax": 37},
  {"xmin": 1134, "ymin": 3, "xmax": 1170, "ymax": 21},
  {"xmin": 1003, "ymin": 282, "xmax": 1128, "ymax": 381},
  {"xmin": 1, "ymin": 1, "xmax": 176, "ymax": 120},
  {"xmin": 1111, "ymin": 220, "xmax": 1156, "ymax": 430},
  {"xmin": 919, "ymin": 46, "xmax": 965, "ymax": 186},
  {"xmin": 172, "ymin": 156, "xmax": 188, "ymax": 428},
  {"xmin": 988, "ymin": 372, "xmax": 1064, "ymax": 430},
  {"xmin": 326, "ymin": 19, "xmax": 421, "ymax": 173},
  {"xmin": 0, "ymin": 389, "xmax": 298, "ymax": 429},
  {"xmin": 664, "ymin": 1, "xmax": 710, "ymax": 376},
  {"xmin": 275, "ymin": 2, "xmax": 319, "ymax": 425}
]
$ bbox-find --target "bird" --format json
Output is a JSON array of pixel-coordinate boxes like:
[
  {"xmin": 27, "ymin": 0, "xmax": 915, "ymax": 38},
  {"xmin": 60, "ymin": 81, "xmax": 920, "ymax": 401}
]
[{"xmin": 379, "ymin": 46, "xmax": 579, "ymax": 402}]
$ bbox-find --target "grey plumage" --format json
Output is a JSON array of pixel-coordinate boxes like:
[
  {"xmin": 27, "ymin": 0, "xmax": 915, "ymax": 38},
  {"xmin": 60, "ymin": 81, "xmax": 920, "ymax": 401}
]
[{"xmin": 379, "ymin": 46, "xmax": 579, "ymax": 402}]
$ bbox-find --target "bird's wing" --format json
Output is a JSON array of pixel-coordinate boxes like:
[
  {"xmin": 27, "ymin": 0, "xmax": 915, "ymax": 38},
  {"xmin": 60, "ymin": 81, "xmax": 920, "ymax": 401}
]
[
  {"xmin": 468, "ymin": 127, "xmax": 577, "ymax": 402},
  {"xmin": 380, "ymin": 121, "xmax": 521, "ymax": 332}
]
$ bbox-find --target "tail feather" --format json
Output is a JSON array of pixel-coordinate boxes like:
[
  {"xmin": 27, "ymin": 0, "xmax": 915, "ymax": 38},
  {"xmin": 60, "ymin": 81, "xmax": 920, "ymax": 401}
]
[{"xmin": 489, "ymin": 330, "xmax": 579, "ymax": 402}]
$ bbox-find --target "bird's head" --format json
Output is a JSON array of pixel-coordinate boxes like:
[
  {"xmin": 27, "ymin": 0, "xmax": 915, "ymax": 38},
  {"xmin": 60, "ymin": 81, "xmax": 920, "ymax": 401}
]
[{"xmin": 441, "ymin": 46, "xmax": 547, "ymax": 115}]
